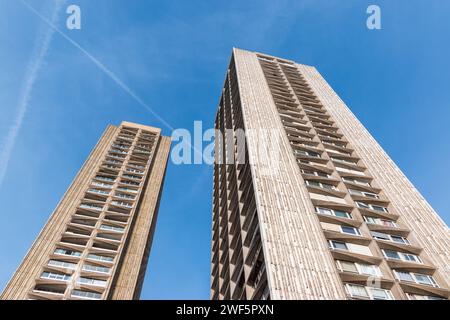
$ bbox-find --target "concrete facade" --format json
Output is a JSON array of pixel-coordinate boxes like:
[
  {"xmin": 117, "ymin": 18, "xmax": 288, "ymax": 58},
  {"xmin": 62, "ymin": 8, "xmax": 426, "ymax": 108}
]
[
  {"xmin": 1, "ymin": 121, "xmax": 171, "ymax": 300},
  {"xmin": 210, "ymin": 48, "xmax": 450, "ymax": 300}
]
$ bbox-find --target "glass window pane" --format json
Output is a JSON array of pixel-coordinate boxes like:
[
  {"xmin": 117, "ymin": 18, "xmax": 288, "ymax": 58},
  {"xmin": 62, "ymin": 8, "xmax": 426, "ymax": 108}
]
[
  {"xmin": 348, "ymin": 284, "xmax": 369, "ymax": 297},
  {"xmin": 414, "ymin": 274, "xmax": 434, "ymax": 285},
  {"xmin": 391, "ymin": 236, "xmax": 407, "ymax": 244},
  {"xmin": 356, "ymin": 202, "xmax": 369, "ymax": 209},
  {"xmin": 340, "ymin": 261, "xmax": 358, "ymax": 273},
  {"xmin": 370, "ymin": 288, "xmax": 390, "ymax": 300},
  {"xmin": 359, "ymin": 264, "xmax": 378, "ymax": 276},
  {"xmin": 372, "ymin": 205, "xmax": 387, "ymax": 212},
  {"xmin": 383, "ymin": 250, "xmax": 400, "ymax": 259},
  {"xmin": 316, "ymin": 207, "xmax": 332, "ymax": 215},
  {"xmin": 403, "ymin": 253, "xmax": 420, "ymax": 262},
  {"xmin": 396, "ymin": 271, "xmax": 414, "ymax": 281},
  {"xmin": 334, "ymin": 210, "xmax": 350, "ymax": 218},
  {"xmin": 371, "ymin": 231, "xmax": 390, "ymax": 240},
  {"xmin": 342, "ymin": 226, "xmax": 358, "ymax": 235},
  {"xmin": 332, "ymin": 241, "xmax": 347, "ymax": 250},
  {"xmin": 307, "ymin": 181, "xmax": 321, "ymax": 187}
]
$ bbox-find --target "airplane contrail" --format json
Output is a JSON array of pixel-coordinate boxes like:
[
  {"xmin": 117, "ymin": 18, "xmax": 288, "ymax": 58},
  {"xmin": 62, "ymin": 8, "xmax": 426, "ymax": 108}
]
[{"xmin": 0, "ymin": 0, "xmax": 66, "ymax": 187}]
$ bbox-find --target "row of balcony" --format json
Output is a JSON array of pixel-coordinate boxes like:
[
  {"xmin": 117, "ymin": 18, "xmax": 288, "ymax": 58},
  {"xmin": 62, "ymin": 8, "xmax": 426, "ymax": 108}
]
[
  {"xmin": 211, "ymin": 64, "xmax": 269, "ymax": 300},
  {"xmin": 258, "ymin": 57, "xmax": 448, "ymax": 300}
]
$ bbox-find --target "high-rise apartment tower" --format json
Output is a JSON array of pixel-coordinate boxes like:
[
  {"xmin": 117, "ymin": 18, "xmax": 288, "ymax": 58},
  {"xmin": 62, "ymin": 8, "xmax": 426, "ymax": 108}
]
[
  {"xmin": 1, "ymin": 121, "xmax": 171, "ymax": 300},
  {"xmin": 210, "ymin": 48, "xmax": 450, "ymax": 300}
]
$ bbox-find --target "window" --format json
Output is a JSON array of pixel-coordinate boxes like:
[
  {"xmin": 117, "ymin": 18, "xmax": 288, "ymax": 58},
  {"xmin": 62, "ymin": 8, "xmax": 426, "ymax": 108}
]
[
  {"xmin": 414, "ymin": 274, "xmax": 438, "ymax": 287},
  {"xmin": 391, "ymin": 235, "xmax": 409, "ymax": 244},
  {"xmin": 117, "ymin": 187, "xmax": 138, "ymax": 193},
  {"xmin": 382, "ymin": 249, "xmax": 400, "ymax": 260},
  {"xmin": 305, "ymin": 180, "xmax": 336, "ymax": 190},
  {"xmin": 295, "ymin": 149, "xmax": 320, "ymax": 158},
  {"xmin": 369, "ymin": 288, "xmax": 392, "ymax": 300},
  {"xmin": 315, "ymin": 207, "xmax": 351, "ymax": 219},
  {"xmin": 33, "ymin": 285, "xmax": 65, "ymax": 295},
  {"xmin": 363, "ymin": 216, "xmax": 397, "ymax": 227},
  {"xmin": 372, "ymin": 205, "xmax": 387, "ymax": 212},
  {"xmin": 78, "ymin": 277, "xmax": 107, "ymax": 287},
  {"xmin": 82, "ymin": 264, "xmax": 111, "ymax": 274},
  {"xmin": 406, "ymin": 293, "xmax": 444, "ymax": 300},
  {"xmin": 334, "ymin": 210, "xmax": 350, "ymax": 218},
  {"xmin": 95, "ymin": 175, "xmax": 115, "ymax": 182},
  {"xmin": 346, "ymin": 284, "xmax": 392, "ymax": 300},
  {"xmin": 371, "ymin": 231, "xmax": 409, "ymax": 244},
  {"xmin": 337, "ymin": 261, "xmax": 358, "ymax": 273},
  {"xmin": 79, "ymin": 203, "xmax": 103, "ymax": 211},
  {"xmin": 346, "ymin": 284, "xmax": 369, "ymax": 298},
  {"xmin": 364, "ymin": 216, "xmax": 376, "ymax": 224},
  {"xmin": 355, "ymin": 201, "xmax": 370, "ymax": 209},
  {"xmin": 41, "ymin": 271, "xmax": 71, "ymax": 282},
  {"xmin": 91, "ymin": 181, "xmax": 113, "ymax": 189},
  {"xmin": 111, "ymin": 201, "xmax": 133, "ymax": 208},
  {"xmin": 306, "ymin": 180, "xmax": 320, "ymax": 188},
  {"xmin": 336, "ymin": 166, "xmax": 365, "ymax": 176},
  {"xmin": 403, "ymin": 253, "xmax": 421, "ymax": 263},
  {"xmin": 316, "ymin": 207, "xmax": 332, "ymax": 215},
  {"xmin": 71, "ymin": 290, "xmax": 102, "ymax": 300},
  {"xmin": 120, "ymin": 180, "xmax": 139, "ymax": 186},
  {"xmin": 114, "ymin": 193, "xmax": 135, "ymax": 200},
  {"xmin": 100, "ymin": 224, "xmax": 125, "ymax": 233},
  {"xmin": 328, "ymin": 240, "xmax": 348, "ymax": 251},
  {"xmin": 382, "ymin": 250, "xmax": 421, "ymax": 263},
  {"xmin": 349, "ymin": 189, "xmax": 379, "ymax": 199},
  {"xmin": 301, "ymin": 169, "xmax": 330, "ymax": 178},
  {"xmin": 358, "ymin": 264, "xmax": 380, "ymax": 277},
  {"xmin": 87, "ymin": 253, "xmax": 114, "ymax": 263},
  {"xmin": 341, "ymin": 226, "xmax": 360, "ymax": 235},
  {"xmin": 331, "ymin": 157, "xmax": 358, "ymax": 165},
  {"xmin": 54, "ymin": 248, "xmax": 81, "ymax": 257},
  {"xmin": 395, "ymin": 271, "xmax": 438, "ymax": 287},
  {"xmin": 48, "ymin": 260, "xmax": 77, "ymax": 270},
  {"xmin": 122, "ymin": 174, "xmax": 141, "ymax": 180},
  {"xmin": 395, "ymin": 271, "xmax": 414, "ymax": 282},
  {"xmin": 325, "ymin": 148, "xmax": 351, "ymax": 156},
  {"xmin": 128, "ymin": 163, "xmax": 145, "ymax": 169},
  {"xmin": 87, "ymin": 188, "xmax": 109, "ymax": 195},
  {"xmin": 356, "ymin": 202, "xmax": 388, "ymax": 212},
  {"xmin": 336, "ymin": 260, "xmax": 380, "ymax": 276},
  {"xmin": 371, "ymin": 231, "xmax": 391, "ymax": 241},
  {"xmin": 342, "ymin": 177, "xmax": 371, "ymax": 186}
]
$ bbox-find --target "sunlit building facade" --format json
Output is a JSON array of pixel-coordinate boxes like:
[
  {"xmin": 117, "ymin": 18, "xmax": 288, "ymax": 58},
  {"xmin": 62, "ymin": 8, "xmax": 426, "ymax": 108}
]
[{"xmin": 210, "ymin": 48, "xmax": 450, "ymax": 300}]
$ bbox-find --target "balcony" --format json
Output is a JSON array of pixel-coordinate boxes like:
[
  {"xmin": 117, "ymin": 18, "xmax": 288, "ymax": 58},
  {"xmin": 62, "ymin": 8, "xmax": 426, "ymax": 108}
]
[
  {"xmin": 71, "ymin": 289, "xmax": 102, "ymax": 300},
  {"xmin": 91, "ymin": 181, "xmax": 113, "ymax": 189},
  {"xmin": 88, "ymin": 187, "xmax": 110, "ymax": 194},
  {"xmin": 79, "ymin": 203, "xmax": 103, "ymax": 212},
  {"xmin": 323, "ymin": 228, "xmax": 371, "ymax": 246},
  {"xmin": 125, "ymin": 168, "xmax": 144, "ymax": 175},
  {"xmin": 111, "ymin": 201, "xmax": 133, "ymax": 209},
  {"xmin": 112, "ymin": 144, "xmax": 130, "ymax": 150},
  {"xmin": 119, "ymin": 180, "xmax": 140, "ymax": 187},
  {"xmin": 399, "ymin": 282, "xmax": 449, "ymax": 300},
  {"xmin": 365, "ymin": 220, "xmax": 410, "ymax": 237},
  {"xmin": 122, "ymin": 174, "xmax": 141, "ymax": 181},
  {"xmin": 116, "ymin": 186, "xmax": 138, "ymax": 194},
  {"xmin": 110, "ymin": 148, "xmax": 128, "ymax": 155},
  {"xmin": 94, "ymin": 176, "xmax": 116, "ymax": 183}
]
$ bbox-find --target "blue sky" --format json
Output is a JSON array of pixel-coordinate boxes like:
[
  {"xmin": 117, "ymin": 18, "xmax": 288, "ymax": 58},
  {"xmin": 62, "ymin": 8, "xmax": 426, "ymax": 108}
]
[{"xmin": 0, "ymin": 0, "xmax": 449, "ymax": 299}]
